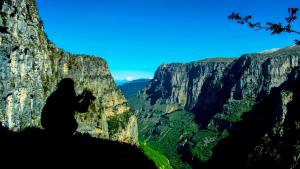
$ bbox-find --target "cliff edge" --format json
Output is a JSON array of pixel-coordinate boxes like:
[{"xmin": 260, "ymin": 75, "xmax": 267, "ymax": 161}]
[{"xmin": 0, "ymin": 0, "xmax": 138, "ymax": 144}]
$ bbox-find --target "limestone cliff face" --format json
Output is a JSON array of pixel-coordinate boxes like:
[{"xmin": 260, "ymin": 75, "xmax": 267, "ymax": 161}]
[
  {"xmin": 140, "ymin": 46, "xmax": 300, "ymax": 126},
  {"xmin": 207, "ymin": 67, "xmax": 300, "ymax": 169},
  {"xmin": 0, "ymin": 0, "xmax": 138, "ymax": 144},
  {"xmin": 142, "ymin": 58, "xmax": 236, "ymax": 109},
  {"xmin": 134, "ymin": 46, "xmax": 300, "ymax": 168}
]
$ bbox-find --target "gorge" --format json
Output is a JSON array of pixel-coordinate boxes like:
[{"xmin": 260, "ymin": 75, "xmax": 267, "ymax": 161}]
[
  {"xmin": 126, "ymin": 46, "xmax": 300, "ymax": 168},
  {"xmin": 1, "ymin": 0, "xmax": 299, "ymax": 168}
]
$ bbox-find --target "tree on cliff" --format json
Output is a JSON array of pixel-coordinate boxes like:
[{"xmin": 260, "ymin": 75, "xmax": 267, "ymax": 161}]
[{"xmin": 228, "ymin": 8, "xmax": 300, "ymax": 45}]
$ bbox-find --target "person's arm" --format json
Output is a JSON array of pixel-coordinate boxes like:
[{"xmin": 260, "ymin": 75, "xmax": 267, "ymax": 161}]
[{"xmin": 76, "ymin": 91, "xmax": 96, "ymax": 113}]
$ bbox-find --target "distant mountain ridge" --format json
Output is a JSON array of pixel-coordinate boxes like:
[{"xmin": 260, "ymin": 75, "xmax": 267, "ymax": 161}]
[
  {"xmin": 115, "ymin": 79, "xmax": 131, "ymax": 86},
  {"xmin": 119, "ymin": 79, "xmax": 151, "ymax": 97}
]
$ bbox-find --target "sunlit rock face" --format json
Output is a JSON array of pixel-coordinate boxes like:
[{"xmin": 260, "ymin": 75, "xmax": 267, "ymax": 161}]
[
  {"xmin": 0, "ymin": 0, "xmax": 138, "ymax": 145},
  {"xmin": 140, "ymin": 46, "xmax": 300, "ymax": 126},
  {"xmin": 134, "ymin": 46, "xmax": 300, "ymax": 168}
]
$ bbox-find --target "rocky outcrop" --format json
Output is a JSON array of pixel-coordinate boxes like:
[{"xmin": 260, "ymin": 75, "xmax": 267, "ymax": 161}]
[
  {"xmin": 0, "ymin": 0, "xmax": 138, "ymax": 144},
  {"xmin": 142, "ymin": 59, "xmax": 235, "ymax": 108},
  {"xmin": 206, "ymin": 67, "xmax": 300, "ymax": 169},
  {"xmin": 140, "ymin": 46, "xmax": 300, "ymax": 127},
  {"xmin": 134, "ymin": 46, "xmax": 300, "ymax": 168}
]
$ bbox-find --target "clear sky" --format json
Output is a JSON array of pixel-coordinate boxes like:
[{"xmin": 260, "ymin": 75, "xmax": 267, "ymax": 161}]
[{"xmin": 36, "ymin": 0, "xmax": 300, "ymax": 80}]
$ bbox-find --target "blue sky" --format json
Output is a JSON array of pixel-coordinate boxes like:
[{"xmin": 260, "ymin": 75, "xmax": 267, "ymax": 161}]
[{"xmin": 36, "ymin": 0, "xmax": 300, "ymax": 80}]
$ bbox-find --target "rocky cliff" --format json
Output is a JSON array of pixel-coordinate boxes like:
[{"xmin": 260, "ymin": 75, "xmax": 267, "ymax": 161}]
[
  {"xmin": 0, "ymin": 0, "xmax": 138, "ymax": 144},
  {"xmin": 207, "ymin": 67, "xmax": 300, "ymax": 169},
  {"xmin": 141, "ymin": 46, "xmax": 300, "ymax": 126},
  {"xmin": 133, "ymin": 46, "xmax": 300, "ymax": 168}
]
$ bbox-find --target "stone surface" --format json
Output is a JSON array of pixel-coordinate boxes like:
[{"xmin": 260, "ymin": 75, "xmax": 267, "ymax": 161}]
[
  {"xmin": 134, "ymin": 46, "xmax": 300, "ymax": 168},
  {"xmin": 140, "ymin": 46, "xmax": 300, "ymax": 127},
  {"xmin": 0, "ymin": 0, "xmax": 138, "ymax": 145}
]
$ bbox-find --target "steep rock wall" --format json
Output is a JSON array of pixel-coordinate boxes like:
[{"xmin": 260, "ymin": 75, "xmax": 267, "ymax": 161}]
[
  {"xmin": 134, "ymin": 46, "xmax": 300, "ymax": 168},
  {"xmin": 0, "ymin": 0, "xmax": 137, "ymax": 144},
  {"xmin": 140, "ymin": 46, "xmax": 300, "ymax": 126}
]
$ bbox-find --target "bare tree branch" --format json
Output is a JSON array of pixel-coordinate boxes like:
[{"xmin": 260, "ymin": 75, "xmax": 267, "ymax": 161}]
[{"xmin": 228, "ymin": 8, "xmax": 300, "ymax": 45}]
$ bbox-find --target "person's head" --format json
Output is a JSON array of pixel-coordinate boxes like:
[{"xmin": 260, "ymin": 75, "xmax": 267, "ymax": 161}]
[{"xmin": 57, "ymin": 78, "xmax": 75, "ymax": 91}]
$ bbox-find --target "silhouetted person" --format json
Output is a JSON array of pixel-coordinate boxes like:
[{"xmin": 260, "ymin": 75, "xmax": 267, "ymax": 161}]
[{"xmin": 41, "ymin": 78, "xmax": 96, "ymax": 136}]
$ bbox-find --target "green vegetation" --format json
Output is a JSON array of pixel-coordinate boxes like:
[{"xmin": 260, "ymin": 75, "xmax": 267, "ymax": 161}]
[
  {"xmin": 214, "ymin": 97, "xmax": 255, "ymax": 123},
  {"xmin": 126, "ymin": 94, "xmax": 258, "ymax": 168},
  {"xmin": 68, "ymin": 56, "xmax": 79, "ymax": 69},
  {"xmin": 190, "ymin": 129, "xmax": 229, "ymax": 162},
  {"xmin": 190, "ymin": 130, "xmax": 217, "ymax": 162},
  {"xmin": 127, "ymin": 93, "xmax": 210, "ymax": 168},
  {"xmin": 138, "ymin": 105, "xmax": 199, "ymax": 168},
  {"xmin": 140, "ymin": 141, "xmax": 173, "ymax": 169},
  {"xmin": 107, "ymin": 111, "xmax": 130, "ymax": 135},
  {"xmin": 0, "ymin": 12, "xmax": 7, "ymax": 26},
  {"xmin": 41, "ymin": 74, "xmax": 52, "ymax": 94}
]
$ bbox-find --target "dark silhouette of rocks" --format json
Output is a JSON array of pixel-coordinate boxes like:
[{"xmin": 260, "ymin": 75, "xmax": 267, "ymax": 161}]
[{"xmin": 0, "ymin": 125, "xmax": 156, "ymax": 168}]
